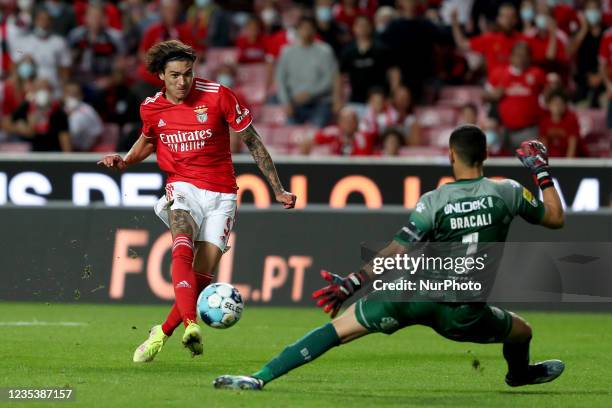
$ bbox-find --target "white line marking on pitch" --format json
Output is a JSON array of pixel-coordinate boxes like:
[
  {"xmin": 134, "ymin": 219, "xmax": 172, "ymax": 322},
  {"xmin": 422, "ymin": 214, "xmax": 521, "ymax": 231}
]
[{"xmin": 0, "ymin": 321, "xmax": 88, "ymax": 327}]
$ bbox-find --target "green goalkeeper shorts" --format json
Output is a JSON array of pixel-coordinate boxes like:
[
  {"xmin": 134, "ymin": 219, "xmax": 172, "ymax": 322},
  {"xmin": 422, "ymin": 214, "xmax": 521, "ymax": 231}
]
[{"xmin": 354, "ymin": 290, "xmax": 513, "ymax": 343}]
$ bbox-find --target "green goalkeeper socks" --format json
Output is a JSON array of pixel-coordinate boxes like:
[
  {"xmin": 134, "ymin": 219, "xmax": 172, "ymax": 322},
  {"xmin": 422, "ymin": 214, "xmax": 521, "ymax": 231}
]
[{"xmin": 252, "ymin": 323, "xmax": 341, "ymax": 384}]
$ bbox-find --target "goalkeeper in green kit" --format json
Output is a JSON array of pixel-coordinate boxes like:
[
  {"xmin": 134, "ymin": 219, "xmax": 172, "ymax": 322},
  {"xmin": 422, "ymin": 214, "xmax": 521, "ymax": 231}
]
[{"xmin": 214, "ymin": 125, "xmax": 566, "ymax": 390}]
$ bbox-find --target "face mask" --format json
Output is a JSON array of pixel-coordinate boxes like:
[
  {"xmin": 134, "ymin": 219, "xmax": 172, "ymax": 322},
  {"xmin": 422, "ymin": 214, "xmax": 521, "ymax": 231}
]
[
  {"xmin": 45, "ymin": 1, "xmax": 62, "ymax": 17},
  {"xmin": 17, "ymin": 0, "xmax": 33, "ymax": 11},
  {"xmin": 316, "ymin": 7, "xmax": 332, "ymax": 23},
  {"xmin": 17, "ymin": 62, "xmax": 34, "ymax": 79},
  {"xmin": 484, "ymin": 130, "xmax": 499, "ymax": 146},
  {"xmin": 535, "ymin": 14, "xmax": 548, "ymax": 30},
  {"xmin": 195, "ymin": 0, "xmax": 210, "ymax": 8},
  {"xmin": 585, "ymin": 9, "xmax": 602, "ymax": 26},
  {"xmin": 261, "ymin": 8, "xmax": 277, "ymax": 25},
  {"xmin": 34, "ymin": 89, "xmax": 50, "ymax": 107},
  {"xmin": 216, "ymin": 74, "xmax": 233, "ymax": 88},
  {"xmin": 520, "ymin": 7, "xmax": 534, "ymax": 22},
  {"xmin": 64, "ymin": 96, "xmax": 79, "ymax": 111}
]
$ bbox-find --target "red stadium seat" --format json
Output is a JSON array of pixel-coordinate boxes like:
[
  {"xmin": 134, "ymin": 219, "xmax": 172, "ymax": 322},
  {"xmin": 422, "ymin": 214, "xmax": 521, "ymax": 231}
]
[
  {"xmin": 415, "ymin": 106, "xmax": 458, "ymax": 128},
  {"xmin": 90, "ymin": 123, "xmax": 119, "ymax": 152},
  {"xmin": 0, "ymin": 142, "xmax": 31, "ymax": 153},
  {"xmin": 576, "ymin": 109, "xmax": 606, "ymax": 136},
  {"xmin": 309, "ymin": 144, "xmax": 335, "ymax": 156},
  {"xmin": 421, "ymin": 126, "xmax": 455, "ymax": 148},
  {"xmin": 237, "ymin": 82, "xmax": 267, "ymax": 106},
  {"xmin": 438, "ymin": 86, "xmax": 483, "ymax": 106},
  {"xmin": 398, "ymin": 146, "xmax": 448, "ymax": 157},
  {"xmin": 287, "ymin": 126, "xmax": 317, "ymax": 146},
  {"xmin": 205, "ymin": 47, "xmax": 239, "ymax": 71},
  {"xmin": 258, "ymin": 105, "xmax": 288, "ymax": 126},
  {"xmin": 582, "ymin": 132, "xmax": 611, "ymax": 158},
  {"xmin": 236, "ymin": 63, "xmax": 267, "ymax": 84}
]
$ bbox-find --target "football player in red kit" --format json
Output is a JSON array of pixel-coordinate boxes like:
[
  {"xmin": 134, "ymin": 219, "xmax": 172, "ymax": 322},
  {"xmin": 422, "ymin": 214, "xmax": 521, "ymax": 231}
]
[{"xmin": 98, "ymin": 40, "xmax": 296, "ymax": 362}]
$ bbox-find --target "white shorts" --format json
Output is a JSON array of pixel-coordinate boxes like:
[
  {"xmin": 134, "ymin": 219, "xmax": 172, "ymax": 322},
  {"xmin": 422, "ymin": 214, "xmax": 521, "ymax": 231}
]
[{"xmin": 154, "ymin": 181, "xmax": 237, "ymax": 251}]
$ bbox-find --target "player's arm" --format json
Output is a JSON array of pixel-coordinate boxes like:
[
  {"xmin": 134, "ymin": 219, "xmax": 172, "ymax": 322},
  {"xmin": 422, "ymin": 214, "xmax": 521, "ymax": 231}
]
[
  {"xmin": 515, "ymin": 140, "xmax": 564, "ymax": 229},
  {"xmin": 97, "ymin": 135, "xmax": 155, "ymax": 170},
  {"xmin": 314, "ymin": 208, "xmax": 430, "ymax": 317},
  {"xmin": 450, "ymin": 9, "xmax": 471, "ymax": 52},
  {"xmin": 239, "ymin": 124, "xmax": 296, "ymax": 209}
]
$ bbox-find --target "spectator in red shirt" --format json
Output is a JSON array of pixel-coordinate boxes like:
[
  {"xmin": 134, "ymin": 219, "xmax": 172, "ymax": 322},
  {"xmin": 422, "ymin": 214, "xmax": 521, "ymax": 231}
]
[
  {"xmin": 359, "ymin": 87, "xmax": 398, "ymax": 137},
  {"xmin": 391, "ymin": 85, "xmax": 421, "ymax": 145},
  {"xmin": 236, "ymin": 16, "xmax": 266, "ymax": 64},
  {"xmin": 135, "ymin": 0, "xmax": 195, "ymax": 92},
  {"xmin": 524, "ymin": 2, "xmax": 568, "ymax": 75},
  {"xmin": 486, "ymin": 41, "xmax": 547, "ymax": 150},
  {"xmin": 7, "ymin": 78, "xmax": 71, "ymax": 151},
  {"xmin": 1, "ymin": 56, "xmax": 37, "ymax": 123},
  {"xmin": 548, "ymin": 0, "xmax": 580, "ymax": 35},
  {"xmin": 333, "ymin": 0, "xmax": 367, "ymax": 33},
  {"xmin": 300, "ymin": 107, "xmax": 376, "ymax": 156},
  {"xmin": 452, "ymin": 3, "xmax": 523, "ymax": 79},
  {"xmin": 539, "ymin": 90, "xmax": 579, "ymax": 158}
]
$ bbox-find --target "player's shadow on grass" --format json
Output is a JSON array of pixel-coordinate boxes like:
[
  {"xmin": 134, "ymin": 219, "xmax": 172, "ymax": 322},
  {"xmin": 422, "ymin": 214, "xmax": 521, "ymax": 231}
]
[{"xmin": 499, "ymin": 390, "xmax": 612, "ymax": 396}]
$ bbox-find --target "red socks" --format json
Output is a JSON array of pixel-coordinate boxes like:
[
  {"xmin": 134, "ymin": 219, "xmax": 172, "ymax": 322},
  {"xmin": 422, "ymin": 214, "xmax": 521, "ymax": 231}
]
[
  {"xmin": 161, "ymin": 261, "xmax": 214, "ymax": 336},
  {"xmin": 169, "ymin": 234, "xmax": 197, "ymax": 327}
]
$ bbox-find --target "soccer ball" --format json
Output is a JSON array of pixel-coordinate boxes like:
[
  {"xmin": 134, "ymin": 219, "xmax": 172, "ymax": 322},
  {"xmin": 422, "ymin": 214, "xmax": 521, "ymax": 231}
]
[{"xmin": 197, "ymin": 283, "xmax": 244, "ymax": 329}]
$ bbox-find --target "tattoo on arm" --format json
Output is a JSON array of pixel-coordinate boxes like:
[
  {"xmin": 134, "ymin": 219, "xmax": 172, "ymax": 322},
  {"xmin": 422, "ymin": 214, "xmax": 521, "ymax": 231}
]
[
  {"xmin": 240, "ymin": 124, "xmax": 284, "ymax": 195},
  {"xmin": 169, "ymin": 209, "xmax": 195, "ymax": 237}
]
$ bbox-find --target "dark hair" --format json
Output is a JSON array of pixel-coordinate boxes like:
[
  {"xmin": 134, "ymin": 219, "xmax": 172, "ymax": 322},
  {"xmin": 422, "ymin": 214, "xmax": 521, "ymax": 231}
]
[
  {"xmin": 498, "ymin": 2, "xmax": 517, "ymax": 14},
  {"xmin": 297, "ymin": 15, "xmax": 317, "ymax": 29},
  {"xmin": 461, "ymin": 102, "xmax": 478, "ymax": 115},
  {"xmin": 546, "ymin": 89, "xmax": 569, "ymax": 104},
  {"xmin": 367, "ymin": 86, "xmax": 387, "ymax": 99},
  {"xmin": 145, "ymin": 40, "xmax": 196, "ymax": 74},
  {"xmin": 449, "ymin": 125, "xmax": 487, "ymax": 166},
  {"xmin": 381, "ymin": 128, "xmax": 405, "ymax": 145}
]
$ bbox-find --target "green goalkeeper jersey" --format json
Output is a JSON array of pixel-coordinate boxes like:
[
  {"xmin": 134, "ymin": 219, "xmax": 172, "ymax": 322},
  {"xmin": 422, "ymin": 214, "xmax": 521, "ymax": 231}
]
[{"xmin": 393, "ymin": 176, "xmax": 545, "ymax": 301}]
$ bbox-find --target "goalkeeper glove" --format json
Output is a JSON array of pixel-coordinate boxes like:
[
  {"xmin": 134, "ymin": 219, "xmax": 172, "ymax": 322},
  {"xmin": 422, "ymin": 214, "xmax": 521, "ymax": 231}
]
[
  {"xmin": 312, "ymin": 270, "xmax": 369, "ymax": 318},
  {"xmin": 515, "ymin": 140, "xmax": 554, "ymax": 191}
]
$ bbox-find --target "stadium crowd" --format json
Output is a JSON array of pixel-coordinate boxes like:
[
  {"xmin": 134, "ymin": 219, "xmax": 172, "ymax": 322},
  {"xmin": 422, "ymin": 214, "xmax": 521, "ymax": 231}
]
[{"xmin": 0, "ymin": 0, "xmax": 609, "ymax": 157}]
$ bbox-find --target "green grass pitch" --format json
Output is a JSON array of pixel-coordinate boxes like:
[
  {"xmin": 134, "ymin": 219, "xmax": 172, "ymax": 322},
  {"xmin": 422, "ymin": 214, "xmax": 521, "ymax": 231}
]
[{"xmin": 1, "ymin": 303, "xmax": 611, "ymax": 408}]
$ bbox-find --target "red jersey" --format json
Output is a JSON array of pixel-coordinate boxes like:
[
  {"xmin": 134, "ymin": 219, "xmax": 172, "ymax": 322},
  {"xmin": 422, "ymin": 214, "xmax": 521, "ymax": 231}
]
[
  {"xmin": 314, "ymin": 125, "xmax": 376, "ymax": 156},
  {"xmin": 538, "ymin": 110, "xmax": 580, "ymax": 157},
  {"xmin": 236, "ymin": 34, "xmax": 267, "ymax": 63},
  {"xmin": 599, "ymin": 28, "xmax": 612, "ymax": 78},
  {"xmin": 524, "ymin": 29, "xmax": 568, "ymax": 69},
  {"xmin": 488, "ymin": 65, "xmax": 546, "ymax": 130},
  {"xmin": 469, "ymin": 31, "xmax": 524, "ymax": 77},
  {"xmin": 140, "ymin": 79, "xmax": 253, "ymax": 193},
  {"xmin": 551, "ymin": 5, "xmax": 579, "ymax": 35},
  {"xmin": 263, "ymin": 29, "xmax": 296, "ymax": 61}
]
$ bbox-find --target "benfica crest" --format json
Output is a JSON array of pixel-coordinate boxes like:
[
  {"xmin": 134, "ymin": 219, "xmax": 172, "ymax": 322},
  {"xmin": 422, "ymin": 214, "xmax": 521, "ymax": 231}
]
[{"xmin": 194, "ymin": 105, "xmax": 208, "ymax": 123}]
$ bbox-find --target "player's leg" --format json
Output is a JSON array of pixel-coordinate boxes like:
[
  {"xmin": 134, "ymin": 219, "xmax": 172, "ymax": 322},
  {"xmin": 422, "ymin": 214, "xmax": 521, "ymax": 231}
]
[
  {"xmin": 192, "ymin": 240, "xmax": 223, "ymax": 289},
  {"xmin": 134, "ymin": 188, "xmax": 202, "ymax": 362},
  {"xmin": 503, "ymin": 312, "xmax": 565, "ymax": 387},
  {"xmin": 214, "ymin": 303, "xmax": 370, "ymax": 390},
  {"xmin": 158, "ymin": 237, "xmax": 220, "ymax": 338}
]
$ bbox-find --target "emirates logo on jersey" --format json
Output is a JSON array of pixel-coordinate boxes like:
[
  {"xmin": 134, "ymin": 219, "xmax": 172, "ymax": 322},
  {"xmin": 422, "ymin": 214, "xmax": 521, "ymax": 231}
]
[{"xmin": 194, "ymin": 105, "xmax": 208, "ymax": 123}]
